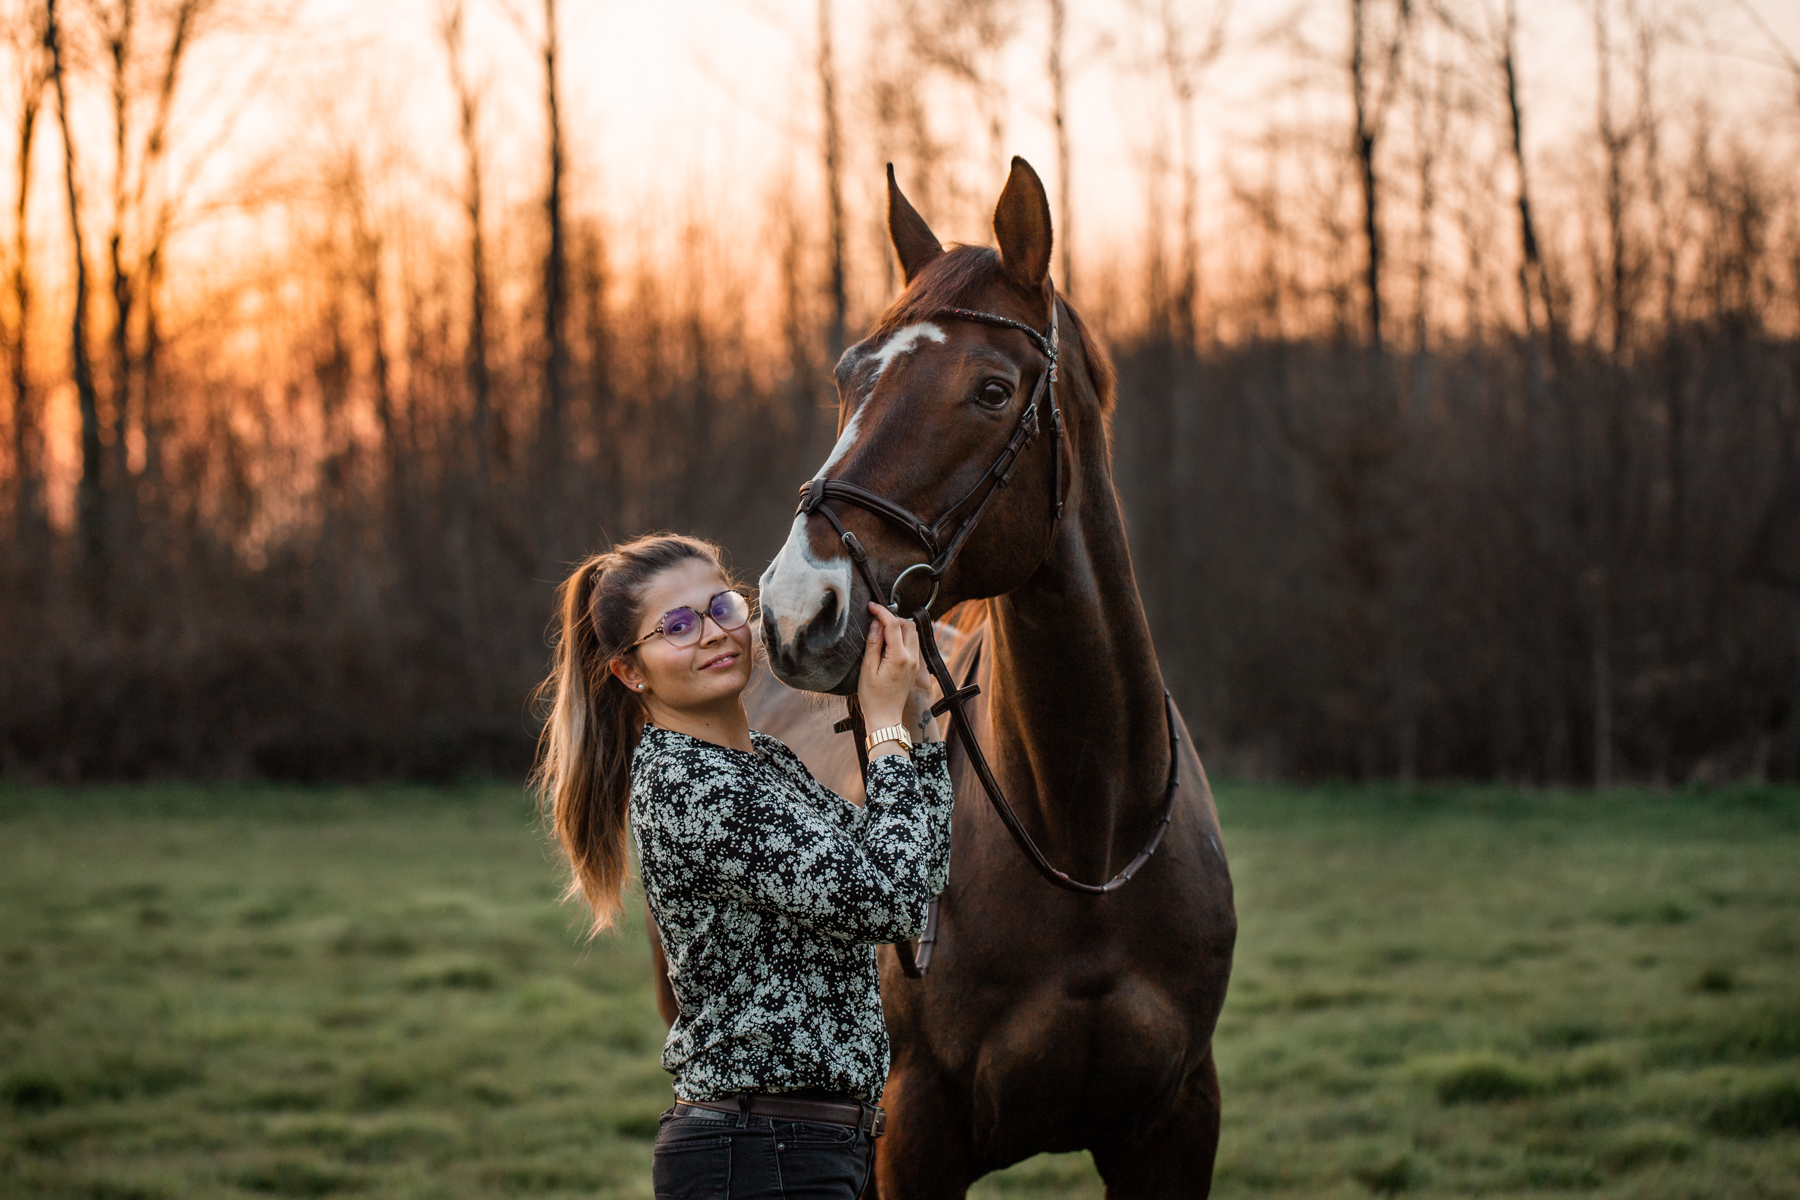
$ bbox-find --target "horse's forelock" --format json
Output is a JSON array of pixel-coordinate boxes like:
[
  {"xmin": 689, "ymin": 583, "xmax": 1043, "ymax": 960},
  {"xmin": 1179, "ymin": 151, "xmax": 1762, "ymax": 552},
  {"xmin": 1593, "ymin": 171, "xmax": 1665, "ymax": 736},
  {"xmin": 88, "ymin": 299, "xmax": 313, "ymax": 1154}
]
[
  {"xmin": 866, "ymin": 244, "xmax": 1115, "ymax": 418},
  {"xmin": 868, "ymin": 245, "xmax": 1004, "ymax": 342}
]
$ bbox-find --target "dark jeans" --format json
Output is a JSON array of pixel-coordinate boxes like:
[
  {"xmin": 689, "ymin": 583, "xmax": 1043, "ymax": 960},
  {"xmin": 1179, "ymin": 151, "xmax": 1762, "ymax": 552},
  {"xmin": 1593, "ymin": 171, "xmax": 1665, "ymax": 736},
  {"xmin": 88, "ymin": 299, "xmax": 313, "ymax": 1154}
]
[{"xmin": 652, "ymin": 1104, "xmax": 874, "ymax": 1200}]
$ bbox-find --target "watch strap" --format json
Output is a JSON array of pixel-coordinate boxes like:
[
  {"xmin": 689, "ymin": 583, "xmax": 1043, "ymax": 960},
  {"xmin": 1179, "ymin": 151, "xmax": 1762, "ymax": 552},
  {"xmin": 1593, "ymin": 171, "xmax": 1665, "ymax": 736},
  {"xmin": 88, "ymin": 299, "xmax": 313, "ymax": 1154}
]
[{"xmin": 865, "ymin": 724, "xmax": 913, "ymax": 754}]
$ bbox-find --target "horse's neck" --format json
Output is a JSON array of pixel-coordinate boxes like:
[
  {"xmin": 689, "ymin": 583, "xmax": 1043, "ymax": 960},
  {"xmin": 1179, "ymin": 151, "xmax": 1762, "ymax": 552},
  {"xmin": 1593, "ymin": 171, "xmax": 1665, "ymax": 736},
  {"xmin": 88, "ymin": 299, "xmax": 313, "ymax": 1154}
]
[{"xmin": 982, "ymin": 447, "xmax": 1170, "ymax": 877}]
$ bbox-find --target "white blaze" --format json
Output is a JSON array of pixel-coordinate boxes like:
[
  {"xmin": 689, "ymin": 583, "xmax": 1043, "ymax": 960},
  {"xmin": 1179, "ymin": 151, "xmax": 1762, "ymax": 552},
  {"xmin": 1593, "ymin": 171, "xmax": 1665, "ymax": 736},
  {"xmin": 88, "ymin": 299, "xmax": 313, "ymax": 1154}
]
[
  {"xmin": 866, "ymin": 322, "xmax": 945, "ymax": 390},
  {"xmin": 759, "ymin": 322, "xmax": 947, "ymax": 677},
  {"xmin": 818, "ymin": 402, "xmax": 864, "ymax": 476}
]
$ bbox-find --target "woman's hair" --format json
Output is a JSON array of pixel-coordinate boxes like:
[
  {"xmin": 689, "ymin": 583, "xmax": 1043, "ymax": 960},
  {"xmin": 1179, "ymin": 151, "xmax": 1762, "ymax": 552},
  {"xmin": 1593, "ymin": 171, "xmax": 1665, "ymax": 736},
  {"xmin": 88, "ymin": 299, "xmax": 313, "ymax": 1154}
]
[{"xmin": 533, "ymin": 532, "xmax": 735, "ymax": 936}]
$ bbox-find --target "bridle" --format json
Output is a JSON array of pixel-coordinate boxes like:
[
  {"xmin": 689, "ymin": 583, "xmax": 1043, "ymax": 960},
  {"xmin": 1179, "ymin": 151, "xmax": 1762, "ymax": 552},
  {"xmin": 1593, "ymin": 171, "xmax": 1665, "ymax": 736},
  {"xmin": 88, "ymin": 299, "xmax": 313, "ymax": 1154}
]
[
  {"xmin": 797, "ymin": 302, "xmax": 1068, "ymax": 618},
  {"xmin": 791, "ymin": 294, "xmax": 1183, "ymax": 977}
]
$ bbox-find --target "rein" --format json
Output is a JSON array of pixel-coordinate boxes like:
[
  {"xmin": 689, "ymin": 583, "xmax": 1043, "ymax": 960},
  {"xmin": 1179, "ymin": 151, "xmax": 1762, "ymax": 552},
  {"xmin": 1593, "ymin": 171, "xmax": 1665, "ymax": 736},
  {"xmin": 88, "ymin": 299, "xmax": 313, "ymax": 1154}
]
[{"xmin": 793, "ymin": 297, "xmax": 1184, "ymax": 977}]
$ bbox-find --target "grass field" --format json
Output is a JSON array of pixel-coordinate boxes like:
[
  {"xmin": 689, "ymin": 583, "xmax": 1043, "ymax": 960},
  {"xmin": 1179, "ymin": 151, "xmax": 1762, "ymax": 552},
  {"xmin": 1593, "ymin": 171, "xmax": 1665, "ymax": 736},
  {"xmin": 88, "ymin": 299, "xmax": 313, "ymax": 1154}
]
[{"xmin": 1, "ymin": 781, "xmax": 1797, "ymax": 1199}]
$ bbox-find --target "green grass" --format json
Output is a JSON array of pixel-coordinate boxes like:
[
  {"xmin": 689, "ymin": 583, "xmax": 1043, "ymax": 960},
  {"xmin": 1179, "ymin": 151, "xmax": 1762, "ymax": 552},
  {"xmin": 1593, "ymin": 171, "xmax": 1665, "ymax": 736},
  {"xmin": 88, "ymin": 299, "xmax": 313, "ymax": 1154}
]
[{"xmin": 1, "ymin": 782, "xmax": 1796, "ymax": 1198}]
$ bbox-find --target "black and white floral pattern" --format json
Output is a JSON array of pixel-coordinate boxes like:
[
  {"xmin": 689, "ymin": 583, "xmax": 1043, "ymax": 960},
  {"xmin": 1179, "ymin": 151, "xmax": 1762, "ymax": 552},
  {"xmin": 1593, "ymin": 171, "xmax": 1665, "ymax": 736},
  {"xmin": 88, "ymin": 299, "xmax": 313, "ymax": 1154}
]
[{"xmin": 630, "ymin": 725, "xmax": 953, "ymax": 1104}]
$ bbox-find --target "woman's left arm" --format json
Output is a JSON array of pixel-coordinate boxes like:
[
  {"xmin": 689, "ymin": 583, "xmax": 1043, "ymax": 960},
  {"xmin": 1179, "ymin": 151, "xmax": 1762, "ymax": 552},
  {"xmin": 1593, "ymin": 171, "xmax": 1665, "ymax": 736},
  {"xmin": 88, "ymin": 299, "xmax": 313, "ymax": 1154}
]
[{"xmin": 862, "ymin": 739, "xmax": 953, "ymax": 900}]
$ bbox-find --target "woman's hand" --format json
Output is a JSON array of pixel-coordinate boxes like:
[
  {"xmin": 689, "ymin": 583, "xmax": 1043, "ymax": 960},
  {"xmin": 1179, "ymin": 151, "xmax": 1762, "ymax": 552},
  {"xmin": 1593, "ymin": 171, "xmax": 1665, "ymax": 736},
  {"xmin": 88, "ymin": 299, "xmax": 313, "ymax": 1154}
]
[{"xmin": 858, "ymin": 603, "xmax": 922, "ymax": 736}]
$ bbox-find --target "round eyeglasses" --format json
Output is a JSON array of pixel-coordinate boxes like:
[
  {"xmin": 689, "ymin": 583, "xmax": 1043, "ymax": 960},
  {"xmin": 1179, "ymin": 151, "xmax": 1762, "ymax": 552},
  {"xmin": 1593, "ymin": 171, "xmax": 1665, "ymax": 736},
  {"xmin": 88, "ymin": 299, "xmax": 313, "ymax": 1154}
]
[{"xmin": 628, "ymin": 589, "xmax": 751, "ymax": 651}]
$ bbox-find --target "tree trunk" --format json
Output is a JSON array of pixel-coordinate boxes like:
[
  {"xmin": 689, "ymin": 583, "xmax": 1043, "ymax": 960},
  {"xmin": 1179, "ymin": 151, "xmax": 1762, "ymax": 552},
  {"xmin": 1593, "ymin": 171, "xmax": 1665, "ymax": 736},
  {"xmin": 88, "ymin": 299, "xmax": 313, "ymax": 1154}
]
[
  {"xmin": 106, "ymin": 0, "xmax": 136, "ymax": 524},
  {"xmin": 1351, "ymin": 0, "xmax": 1381, "ymax": 354},
  {"xmin": 1501, "ymin": 0, "xmax": 1554, "ymax": 368},
  {"xmin": 818, "ymin": 0, "xmax": 846, "ymax": 360},
  {"xmin": 1594, "ymin": 0, "xmax": 1629, "ymax": 357},
  {"xmin": 352, "ymin": 207, "xmax": 398, "ymax": 532},
  {"xmin": 577, "ymin": 223, "xmax": 615, "ymax": 529},
  {"xmin": 441, "ymin": 1, "xmax": 495, "ymax": 490},
  {"xmin": 9, "ymin": 44, "xmax": 44, "ymax": 549},
  {"xmin": 1349, "ymin": 0, "xmax": 1409, "ymax": 355},
  {"xmin": 1049, "ymin": 0, "xmax": 1073, "ymax": 295},
  {"xmin": 538, "ymin": 0, "xmax": 569, "ymax": 525},
  {"xmin": 48, "ymin": 0, "xmax": 105, "ymax": 571},
  {"xmin": 1176, "ymin": 80, "xmax": 1198, "ymax": 351},
  {"xmin": 140, "ymin": 243, "xmax": 164, "ymax": 497},
  {"xmin": 1590, "ymin": 566, "xmax": 1612, "ymax": 789},
  {"xmin": 778, "ymin": 189, "xmax": 819, "ymax": 464},
  {"xmin": 129, "ymin": 0, "xmax": 202, "ymax": 510}
]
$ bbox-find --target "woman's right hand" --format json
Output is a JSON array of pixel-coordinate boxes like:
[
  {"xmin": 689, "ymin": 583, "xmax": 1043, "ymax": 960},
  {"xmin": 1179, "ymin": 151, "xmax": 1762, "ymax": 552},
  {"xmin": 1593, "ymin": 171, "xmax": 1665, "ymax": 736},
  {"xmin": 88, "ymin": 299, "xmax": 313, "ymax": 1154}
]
[{"xmin": 858, "ymin": 603, "xmax": 922, "ymax": 733}]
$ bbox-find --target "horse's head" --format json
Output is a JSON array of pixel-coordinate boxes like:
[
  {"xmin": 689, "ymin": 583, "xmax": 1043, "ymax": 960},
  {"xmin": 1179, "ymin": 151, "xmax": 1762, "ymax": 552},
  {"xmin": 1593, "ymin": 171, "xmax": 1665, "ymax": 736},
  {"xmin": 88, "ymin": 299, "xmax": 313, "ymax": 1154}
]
[{"xmin": 761, "ymin": 157, "xmax": 1093, "ymax": 694}]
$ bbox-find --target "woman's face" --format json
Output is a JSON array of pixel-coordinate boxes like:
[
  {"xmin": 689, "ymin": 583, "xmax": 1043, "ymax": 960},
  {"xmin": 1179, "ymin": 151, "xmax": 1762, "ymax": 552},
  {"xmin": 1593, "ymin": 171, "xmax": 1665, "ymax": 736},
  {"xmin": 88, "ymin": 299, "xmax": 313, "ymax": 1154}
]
[{"xmin": 611, "ymin": 559, "xmax": 754, "ymax": 715}]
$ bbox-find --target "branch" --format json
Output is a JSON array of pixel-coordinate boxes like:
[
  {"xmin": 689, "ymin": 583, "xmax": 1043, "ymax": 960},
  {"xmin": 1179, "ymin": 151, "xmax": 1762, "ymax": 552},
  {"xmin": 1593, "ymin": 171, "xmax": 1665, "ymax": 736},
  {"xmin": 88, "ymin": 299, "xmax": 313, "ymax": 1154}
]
[{"xmin": 1731, "ymin": 0, "xmax": 1800, "ymax": 82}]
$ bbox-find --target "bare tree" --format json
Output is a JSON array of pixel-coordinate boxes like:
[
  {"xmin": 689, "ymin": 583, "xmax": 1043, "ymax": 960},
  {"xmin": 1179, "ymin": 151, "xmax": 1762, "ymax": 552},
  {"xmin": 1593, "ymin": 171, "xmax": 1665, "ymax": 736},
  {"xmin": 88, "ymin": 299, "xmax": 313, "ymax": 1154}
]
[
  {"xmin": 101, "ymin": 0, "xmax": 134, "ymax": 518},
  {"xmin": 1729, "ymin": 0, "xmax": 1800, "ymax": 115},
  {"xmin": 864, "ymin": 7, "xmax": 949, "ymax": 253},
  {"xmin": 1587, "ymin": 0, "xmax": 1641, "ymax": 790},
  {"xmin": 438, "ymin": 0, "xmax": 496, "ymax": 491},
  {"xmin": 1349, "ymin": 0, "xmax": 1412, "ymax": 354},
  {"xmin": 896, "ymin": 0, "xmax": 1019, "ymax": 201},
  {"xmin": 1593, "ymin": 0, "xmax": 1634, "ymax": 357},
  {"xmin": 94, "ymin": 0, "xmax": 210, "ymax": 534},
  {"xmin": 535, "ymin": 0, "xmax": 569, "ymax": 516},
  {"xmin": 6, "ymin": 1, "xmax": 49, "ymax": 550},
  {"xmin": 1141, "ymin": 0, "xmax": 1230, "ymax": 348},
  {"xmin": 498, "ymin": 0, "xmax": 576, "ymax": 553},
  {"xmin": 1634, "ymin": 8, "xmax": 1684, "ymax": 560},
  {"xmin": 1497, "ymin": 0, "xmax": 1556, "ymax": 360},
  {"xmin": 330, "ymin": 148, "xmax": 399, "ymax": 530},
  {"xmin": 1048, "ymin": 0, "xmax": 1072, "ymax": 293},
  {"xmin": 1406, "ymin": 11, "xmax": 1456, "ymax": 372},
  {"xmin": 818, "ymin": 0, "xmax": 846, "ymax": 360},
  {"xmin": 46, "ymin": 0, "xmax": 104, "ymax": 569}
]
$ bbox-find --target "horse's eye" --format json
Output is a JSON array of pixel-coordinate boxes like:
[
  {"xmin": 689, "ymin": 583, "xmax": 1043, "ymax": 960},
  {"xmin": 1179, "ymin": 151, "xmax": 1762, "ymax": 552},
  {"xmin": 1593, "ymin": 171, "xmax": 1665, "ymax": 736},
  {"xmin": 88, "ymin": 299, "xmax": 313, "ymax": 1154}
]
[{"xmin": 978, "ymin": 380, "xmax": 1012, "ymax": 408}]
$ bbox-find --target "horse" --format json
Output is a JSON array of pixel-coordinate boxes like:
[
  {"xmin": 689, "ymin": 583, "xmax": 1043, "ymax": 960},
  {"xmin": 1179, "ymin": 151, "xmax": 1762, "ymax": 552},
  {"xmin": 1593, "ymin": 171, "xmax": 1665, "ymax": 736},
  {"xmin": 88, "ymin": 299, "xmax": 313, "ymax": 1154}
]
[{"xmin": 662, "ymin": 157, "xmax": 1237, "ymax": 1199}]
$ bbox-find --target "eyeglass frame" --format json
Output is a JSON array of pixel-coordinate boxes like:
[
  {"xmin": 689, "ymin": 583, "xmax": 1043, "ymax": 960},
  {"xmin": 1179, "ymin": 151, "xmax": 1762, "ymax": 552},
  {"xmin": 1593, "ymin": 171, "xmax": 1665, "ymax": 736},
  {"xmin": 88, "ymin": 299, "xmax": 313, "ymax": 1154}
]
[{"xmin": 625, "ymin": 589, "xmax": 752, "ymax": 652}]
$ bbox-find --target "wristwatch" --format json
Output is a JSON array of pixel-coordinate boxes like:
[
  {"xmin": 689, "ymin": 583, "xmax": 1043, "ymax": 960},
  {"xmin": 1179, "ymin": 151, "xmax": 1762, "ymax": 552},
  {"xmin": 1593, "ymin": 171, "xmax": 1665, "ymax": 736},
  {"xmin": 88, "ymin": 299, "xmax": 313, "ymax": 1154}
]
[{"xmin": 865, "ymin": 725, "xmax": 913, "ymax": 754}]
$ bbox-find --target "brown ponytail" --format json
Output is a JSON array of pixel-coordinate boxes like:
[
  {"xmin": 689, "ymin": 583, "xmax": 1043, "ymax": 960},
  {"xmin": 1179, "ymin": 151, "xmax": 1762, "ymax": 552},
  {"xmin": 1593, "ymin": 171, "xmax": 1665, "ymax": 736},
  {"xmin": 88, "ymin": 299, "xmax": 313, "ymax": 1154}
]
[{"xmin": 533, "ymin": 533, "xmax": 733, "ymax": 936}]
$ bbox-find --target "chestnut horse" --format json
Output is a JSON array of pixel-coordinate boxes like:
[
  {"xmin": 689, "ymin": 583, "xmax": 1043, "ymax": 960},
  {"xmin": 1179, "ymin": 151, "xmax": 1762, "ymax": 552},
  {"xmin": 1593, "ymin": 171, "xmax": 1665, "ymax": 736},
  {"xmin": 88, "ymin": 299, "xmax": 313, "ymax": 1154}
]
[{"xmin": 659, "ymin": 159, "xmax": 1237, "ymax": 1198}]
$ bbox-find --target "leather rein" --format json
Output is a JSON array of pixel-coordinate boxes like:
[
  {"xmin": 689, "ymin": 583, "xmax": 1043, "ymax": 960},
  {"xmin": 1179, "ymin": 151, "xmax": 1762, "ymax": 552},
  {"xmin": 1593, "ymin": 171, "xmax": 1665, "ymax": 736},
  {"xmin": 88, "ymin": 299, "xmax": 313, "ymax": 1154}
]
[{"xmin": 792, "ymin": 298, "xmax": 1183, "ymax": 977}]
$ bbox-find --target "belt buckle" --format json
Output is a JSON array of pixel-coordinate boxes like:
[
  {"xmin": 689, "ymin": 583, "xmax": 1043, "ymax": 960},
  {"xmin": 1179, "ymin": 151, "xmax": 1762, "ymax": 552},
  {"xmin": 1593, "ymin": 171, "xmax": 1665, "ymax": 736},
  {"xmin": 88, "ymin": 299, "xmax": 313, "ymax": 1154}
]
[{"xmin": 869, "ymin": 1106, "xmax": 886, "ymax": 1138}]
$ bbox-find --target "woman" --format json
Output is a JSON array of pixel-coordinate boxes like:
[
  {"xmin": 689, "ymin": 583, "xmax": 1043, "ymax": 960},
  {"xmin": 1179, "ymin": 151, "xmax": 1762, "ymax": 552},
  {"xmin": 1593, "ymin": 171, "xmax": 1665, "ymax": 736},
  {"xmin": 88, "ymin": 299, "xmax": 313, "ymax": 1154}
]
[{"xmin": 535, "ymin": 533, "xmax": 951, "ymax": 1200}]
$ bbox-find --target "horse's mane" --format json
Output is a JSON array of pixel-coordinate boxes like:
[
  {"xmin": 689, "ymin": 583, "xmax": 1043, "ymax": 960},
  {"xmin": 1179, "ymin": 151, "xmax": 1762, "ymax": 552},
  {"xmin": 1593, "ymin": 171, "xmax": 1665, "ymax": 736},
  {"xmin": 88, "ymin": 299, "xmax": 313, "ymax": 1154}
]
[
  {"xmin": 940, "ymin": 599, "xmax": 990, "ymax": 635},
  {"xmin": 1060, "ymin": 296, "xmax": 1117, "ymax": 418},
  {"xmin": 869, "ymin": 245, "xmax": 1116, "ymax": 416}
]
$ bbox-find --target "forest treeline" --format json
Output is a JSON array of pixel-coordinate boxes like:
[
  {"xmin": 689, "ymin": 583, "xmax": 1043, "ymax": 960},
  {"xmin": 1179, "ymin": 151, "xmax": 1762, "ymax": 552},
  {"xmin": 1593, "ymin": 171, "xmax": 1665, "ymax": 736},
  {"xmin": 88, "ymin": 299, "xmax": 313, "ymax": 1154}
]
[{"xmin": 0, "ymin": 0, "xmax": 1797, "ymax": 783}]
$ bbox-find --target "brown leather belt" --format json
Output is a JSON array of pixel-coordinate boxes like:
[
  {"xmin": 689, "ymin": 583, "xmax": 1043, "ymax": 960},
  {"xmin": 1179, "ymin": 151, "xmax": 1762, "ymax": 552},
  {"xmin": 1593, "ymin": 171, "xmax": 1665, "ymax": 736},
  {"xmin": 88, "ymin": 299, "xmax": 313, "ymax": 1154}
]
[{"xmin": 674, "ymin": 1093, "xmax": 885, "ymax": 1138}]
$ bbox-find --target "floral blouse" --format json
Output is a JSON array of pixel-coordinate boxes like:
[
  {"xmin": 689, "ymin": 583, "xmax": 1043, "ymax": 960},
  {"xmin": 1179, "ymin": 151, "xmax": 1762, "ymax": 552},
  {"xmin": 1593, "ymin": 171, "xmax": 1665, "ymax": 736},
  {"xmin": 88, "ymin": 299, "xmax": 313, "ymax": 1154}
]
[{"xmin": 629, "ymin": 724, "xmax": 953, "ymax": 1104}]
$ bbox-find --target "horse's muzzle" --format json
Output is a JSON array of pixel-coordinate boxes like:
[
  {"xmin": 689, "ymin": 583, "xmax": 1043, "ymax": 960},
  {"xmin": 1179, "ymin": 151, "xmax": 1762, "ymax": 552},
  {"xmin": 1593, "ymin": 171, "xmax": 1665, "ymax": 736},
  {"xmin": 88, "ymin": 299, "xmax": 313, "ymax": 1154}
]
[{"xmin": 761, "ymin": 602, "xmax": 864, "ymax": 696}]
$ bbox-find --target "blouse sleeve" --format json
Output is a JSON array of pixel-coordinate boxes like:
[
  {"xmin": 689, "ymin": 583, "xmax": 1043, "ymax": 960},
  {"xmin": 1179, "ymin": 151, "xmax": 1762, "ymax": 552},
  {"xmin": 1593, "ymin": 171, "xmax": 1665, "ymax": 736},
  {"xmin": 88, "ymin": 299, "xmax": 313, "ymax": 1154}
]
[{"xmin": 638, "ymin": 740, "xmax": 954, "ymax": 945}]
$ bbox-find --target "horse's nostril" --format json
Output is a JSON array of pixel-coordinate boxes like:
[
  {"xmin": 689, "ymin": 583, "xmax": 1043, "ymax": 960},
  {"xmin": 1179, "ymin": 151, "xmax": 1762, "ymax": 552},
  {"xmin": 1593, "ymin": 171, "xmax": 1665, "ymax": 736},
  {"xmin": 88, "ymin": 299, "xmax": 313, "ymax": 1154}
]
[{"xmin": 813, "ymin": 588, "xmax": 840, "ymax": 634}]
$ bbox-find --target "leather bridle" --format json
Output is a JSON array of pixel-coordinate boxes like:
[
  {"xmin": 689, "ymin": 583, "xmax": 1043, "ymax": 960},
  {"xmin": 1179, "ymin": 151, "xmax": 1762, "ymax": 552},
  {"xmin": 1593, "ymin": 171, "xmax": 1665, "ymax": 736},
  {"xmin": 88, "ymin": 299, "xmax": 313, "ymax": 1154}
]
[
  {"xmin": 797, "ymin": 303, "xmax": 1068, "ymax": 618},
  {"xmin": 791, "ymin": 296, "xmax": 1184, "ymax": 977}
]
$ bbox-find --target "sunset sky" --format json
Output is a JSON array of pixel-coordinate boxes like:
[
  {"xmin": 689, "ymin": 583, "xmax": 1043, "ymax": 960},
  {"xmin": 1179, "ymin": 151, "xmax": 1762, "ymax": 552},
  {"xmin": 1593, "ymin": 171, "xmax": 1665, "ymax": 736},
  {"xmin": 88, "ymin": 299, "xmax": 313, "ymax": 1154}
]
[
  {"xmin": 105, "ymin": 0, "xmax": 1800, "ymax": 285},
  {"xmin": 17, "ymin": 0, "xmax": 1800, "ymax": 514}
]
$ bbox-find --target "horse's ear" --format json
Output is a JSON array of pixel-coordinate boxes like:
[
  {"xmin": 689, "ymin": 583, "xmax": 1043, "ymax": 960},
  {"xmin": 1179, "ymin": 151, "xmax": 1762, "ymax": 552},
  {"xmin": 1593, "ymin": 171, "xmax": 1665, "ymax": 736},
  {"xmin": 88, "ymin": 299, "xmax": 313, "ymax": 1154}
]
[
  {"xmin": 993, "ymin": 156, "xmax": 1053, "ymax": 294},
  {"xmin": 887, "ymin": 164, "xmax": 942, "ymax": 285}
]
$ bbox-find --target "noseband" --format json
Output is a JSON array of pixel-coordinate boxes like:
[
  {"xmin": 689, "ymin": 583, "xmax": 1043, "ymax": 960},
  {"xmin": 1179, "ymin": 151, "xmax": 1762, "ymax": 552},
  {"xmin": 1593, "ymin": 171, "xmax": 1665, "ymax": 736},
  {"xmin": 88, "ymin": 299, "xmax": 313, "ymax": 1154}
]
[{"xmin": 790, "ymin": 296, "xmax": 1184, "ymax": 976}]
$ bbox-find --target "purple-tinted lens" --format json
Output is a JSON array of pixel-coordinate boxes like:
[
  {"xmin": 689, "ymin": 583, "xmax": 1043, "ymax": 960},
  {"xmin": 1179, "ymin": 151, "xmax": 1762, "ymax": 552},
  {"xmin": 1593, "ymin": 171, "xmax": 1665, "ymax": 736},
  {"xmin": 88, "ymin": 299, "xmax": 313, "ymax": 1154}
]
[
  {"xmin": 661, "ymin": 608, "xmax": 701, "ymax": 645},
  {"xmin": 654, "ymin": 592, "xmax": 748, "ymax": 649},
  {"xmin": 709, "ymin": 590, "xmax": 749, "ymax": 629}
]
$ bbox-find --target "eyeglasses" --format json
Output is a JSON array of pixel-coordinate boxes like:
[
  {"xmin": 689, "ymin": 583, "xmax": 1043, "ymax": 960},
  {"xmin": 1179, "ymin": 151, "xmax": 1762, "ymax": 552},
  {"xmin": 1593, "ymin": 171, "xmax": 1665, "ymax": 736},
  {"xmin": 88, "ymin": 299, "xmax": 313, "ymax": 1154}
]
[{"xmin": 628, "ymin": 589, "xmax": 751, "ymax": 650}]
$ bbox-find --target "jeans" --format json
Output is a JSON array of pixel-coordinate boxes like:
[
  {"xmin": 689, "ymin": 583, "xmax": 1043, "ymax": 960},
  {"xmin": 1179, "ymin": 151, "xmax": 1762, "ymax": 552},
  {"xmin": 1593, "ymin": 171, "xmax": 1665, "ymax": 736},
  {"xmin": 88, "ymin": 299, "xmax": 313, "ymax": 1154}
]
[{"xmin": 652, "ymin": 1104, "xmax": 875, "ymax": 1200}]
